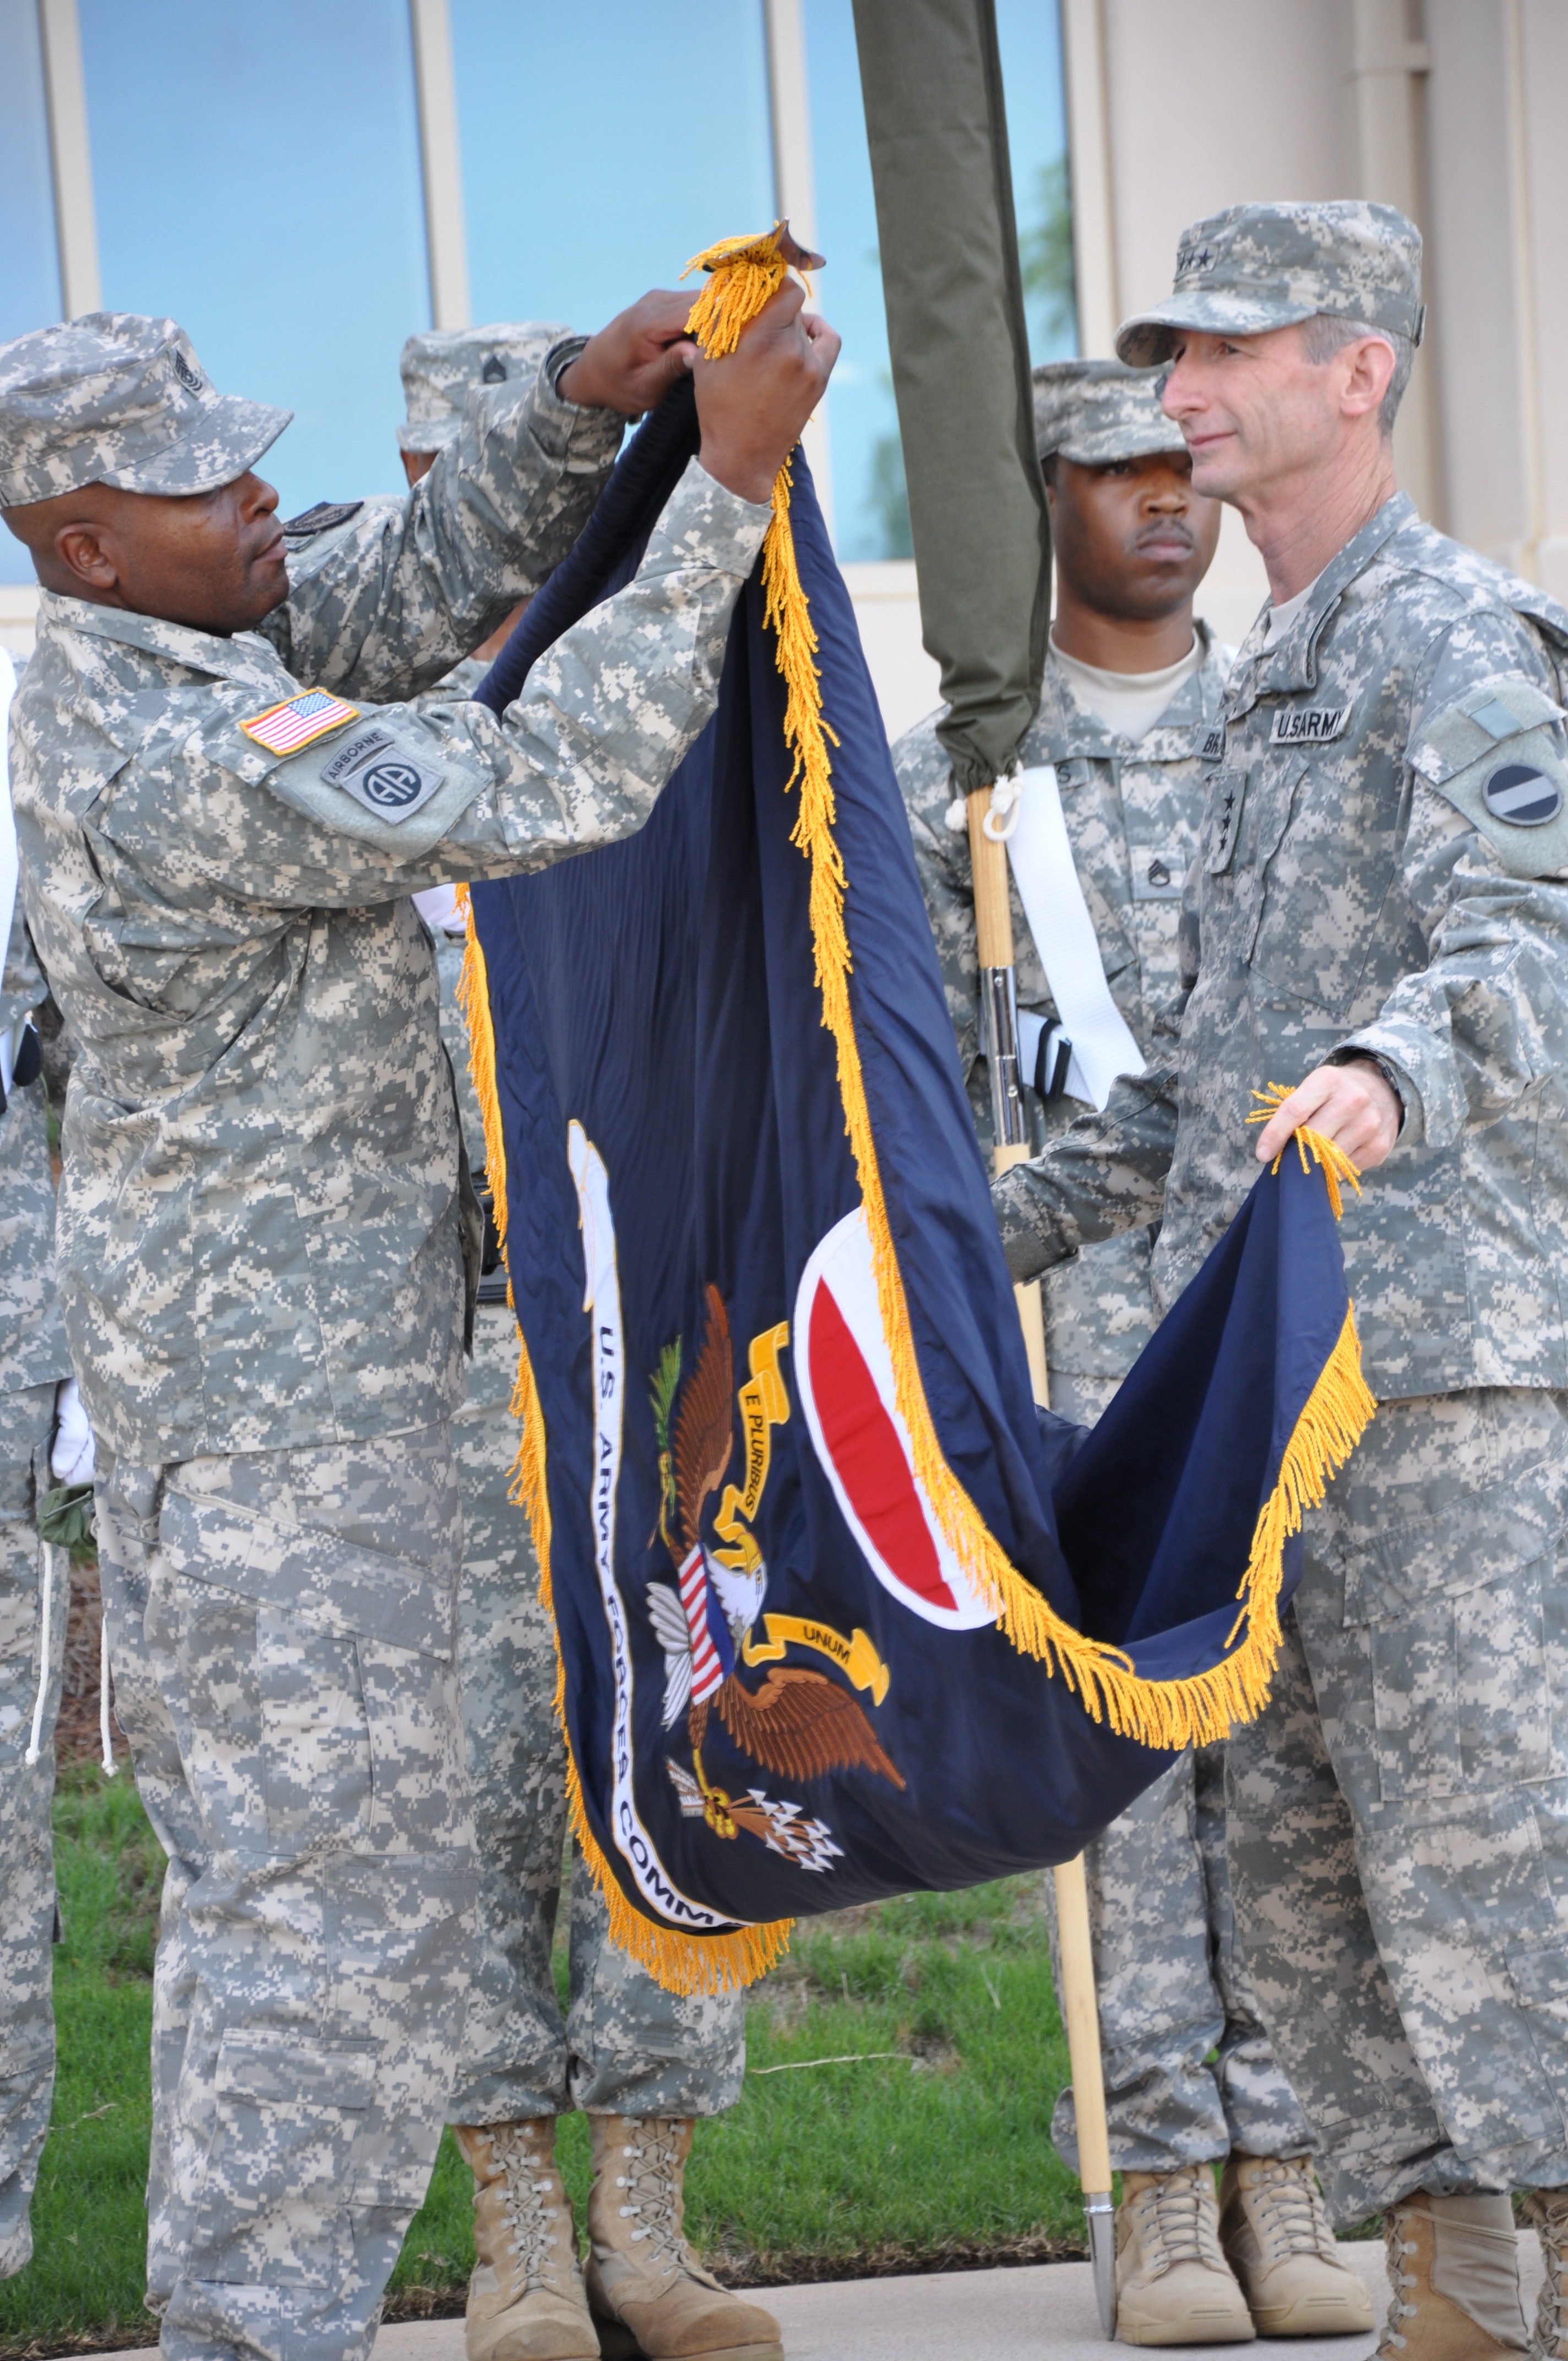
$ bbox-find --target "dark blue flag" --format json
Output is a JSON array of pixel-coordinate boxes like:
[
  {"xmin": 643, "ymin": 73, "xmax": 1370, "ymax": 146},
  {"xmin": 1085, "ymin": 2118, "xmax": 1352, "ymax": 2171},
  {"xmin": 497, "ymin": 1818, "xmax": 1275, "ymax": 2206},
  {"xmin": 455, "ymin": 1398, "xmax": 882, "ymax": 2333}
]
[{"xmin": 461, "ymin": 301, "xmax": 1372, "ymax": 1995}]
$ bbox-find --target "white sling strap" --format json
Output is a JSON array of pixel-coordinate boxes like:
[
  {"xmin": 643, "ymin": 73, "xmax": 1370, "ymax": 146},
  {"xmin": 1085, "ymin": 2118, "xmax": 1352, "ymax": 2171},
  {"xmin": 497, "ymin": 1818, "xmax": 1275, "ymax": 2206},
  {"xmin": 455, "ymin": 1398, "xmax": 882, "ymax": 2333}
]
[
  {"xmin": 0, "ymin": 651, "xmax": 20, "ymax": 1095},
  {"xmin": 1004, "ymin": 763, "xmax": 1146, "ymax": 1113}
]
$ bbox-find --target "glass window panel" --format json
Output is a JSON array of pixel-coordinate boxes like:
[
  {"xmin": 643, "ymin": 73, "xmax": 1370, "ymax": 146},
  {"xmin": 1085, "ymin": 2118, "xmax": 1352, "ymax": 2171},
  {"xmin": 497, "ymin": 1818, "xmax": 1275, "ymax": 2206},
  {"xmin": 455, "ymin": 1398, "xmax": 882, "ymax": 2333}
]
[
  {"xmin": 803, "ymin": 0, "xmax": 1073, "ymax": 560},
  {"xmin": 76, "ymin": 0, "xmax": 429, "ymax": 523},
  {"xmin": 453, "ymin": 1, "xmax": 774, "ymax": 335},
  {"xmin": 0, "ymin": 0, "xmax": 63, "ymax": 584}
]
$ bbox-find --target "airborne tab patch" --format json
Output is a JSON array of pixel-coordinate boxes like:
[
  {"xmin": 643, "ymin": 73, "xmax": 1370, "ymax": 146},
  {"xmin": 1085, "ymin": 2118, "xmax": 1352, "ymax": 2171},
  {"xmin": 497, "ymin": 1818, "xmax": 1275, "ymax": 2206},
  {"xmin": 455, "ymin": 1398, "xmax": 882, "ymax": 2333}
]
[
  {"xmin": 281, "ymin": 500, "xmax": 366, "ymax": 543},
  {"xmin": 1271, "ymin": 705, "xmax": 1349, "ymax": 747},
  {"xmin": 321, "ymin": 726, "xmax": 397, "ymax": 785},
  {"xmin": 241, "ymin": 689, "xmax": 358, "ymax": 757}
]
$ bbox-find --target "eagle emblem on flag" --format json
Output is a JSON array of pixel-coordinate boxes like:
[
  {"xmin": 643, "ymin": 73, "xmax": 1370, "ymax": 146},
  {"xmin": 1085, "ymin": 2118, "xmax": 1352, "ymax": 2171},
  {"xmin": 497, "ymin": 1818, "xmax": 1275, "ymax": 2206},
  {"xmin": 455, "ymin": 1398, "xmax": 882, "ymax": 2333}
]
[{"xmin": 644, "ymin": 1284, "xmax": 905, "ymax": 1868}]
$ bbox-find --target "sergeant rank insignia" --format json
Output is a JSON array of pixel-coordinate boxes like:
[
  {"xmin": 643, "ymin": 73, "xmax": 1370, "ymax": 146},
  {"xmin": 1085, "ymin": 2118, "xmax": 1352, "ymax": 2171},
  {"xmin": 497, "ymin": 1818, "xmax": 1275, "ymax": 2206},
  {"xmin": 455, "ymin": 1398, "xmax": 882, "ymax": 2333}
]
[{"xmin": 240, "ymin": 689, "xmax": 360, "ymax": 757}]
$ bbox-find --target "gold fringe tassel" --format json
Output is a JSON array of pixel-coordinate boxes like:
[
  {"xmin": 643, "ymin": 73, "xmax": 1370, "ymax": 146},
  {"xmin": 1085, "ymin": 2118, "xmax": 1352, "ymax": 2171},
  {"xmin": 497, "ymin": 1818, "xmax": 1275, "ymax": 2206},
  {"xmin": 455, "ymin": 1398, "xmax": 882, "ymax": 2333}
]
[
  {"xmin": 459, "ymin": 884, "xmax": 794, "ymax": 1994},
  {"xmin": 684, "ymin": 232, "xmax": 1378, "ymax": 1754},
  {"xmin": 452, "ymin": 235, "xmax": 1378, "ymax": 1990}
]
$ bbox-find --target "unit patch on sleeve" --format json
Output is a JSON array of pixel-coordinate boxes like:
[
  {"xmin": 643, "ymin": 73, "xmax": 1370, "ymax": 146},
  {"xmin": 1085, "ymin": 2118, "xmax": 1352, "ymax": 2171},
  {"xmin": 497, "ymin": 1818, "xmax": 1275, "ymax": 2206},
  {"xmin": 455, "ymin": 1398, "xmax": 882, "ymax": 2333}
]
[
  {"xmin": 1271, "ymin": 705, "xmax": 1350, "ymax": 746},
  {"xmin": 1411, "ymin": 675, "xmax": 1568, "ymax": 878},
  {"xmin": 324, "ymin": 732, "xmax": 447, "ymax": 826},
  {"xmin": 240, "ymin": 689, "xmax": 359, "ymax": 757},
  {"xmin": 1483, "ymin": 760, "xmax": 1562, "ymax": 828}
]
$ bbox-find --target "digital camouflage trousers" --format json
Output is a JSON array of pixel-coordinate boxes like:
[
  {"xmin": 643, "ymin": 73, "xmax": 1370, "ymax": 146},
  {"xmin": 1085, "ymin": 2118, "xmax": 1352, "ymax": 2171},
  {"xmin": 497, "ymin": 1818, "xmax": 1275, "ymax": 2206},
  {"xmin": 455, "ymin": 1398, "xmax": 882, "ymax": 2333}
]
[
  {"xmin": 1042, "ymin": 1353, "xmax": 1311, "ymax": 2177},
  {"xmin": 1228, "ymin": 1388, "xmax": 1568, "ymax": 2224},
  {"xmin": 96, "ymin": 1424, "xmax": 478, "ymax": 2361}
]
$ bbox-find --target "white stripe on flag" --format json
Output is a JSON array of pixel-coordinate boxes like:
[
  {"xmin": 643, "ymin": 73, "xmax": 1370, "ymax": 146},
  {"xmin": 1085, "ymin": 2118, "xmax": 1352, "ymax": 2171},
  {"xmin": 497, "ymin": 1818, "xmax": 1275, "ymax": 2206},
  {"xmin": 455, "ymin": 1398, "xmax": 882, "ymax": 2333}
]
[{"xmin": 679, "ymin": 1546, "xmax": 724, "ymax": 1704}]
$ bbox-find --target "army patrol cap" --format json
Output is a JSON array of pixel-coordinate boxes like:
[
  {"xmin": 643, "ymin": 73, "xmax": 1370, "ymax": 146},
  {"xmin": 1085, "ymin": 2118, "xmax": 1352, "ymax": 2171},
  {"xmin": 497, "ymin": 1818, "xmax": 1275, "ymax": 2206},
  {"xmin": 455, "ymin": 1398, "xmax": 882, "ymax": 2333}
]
[
  {"xmin": 1032, "ymin": 358, "xmax": 1186, "ymax": 467},
  {"xmin": 398, "ymin": 320, "xmax": 569, "ymax": 454},
  {"xmin": 0, "ymin": 312, "xmax": 291, "ymax": 508},
  {"xmin": 1115, "ymin": 201, "xmax": 1425, "ymax": 368}
]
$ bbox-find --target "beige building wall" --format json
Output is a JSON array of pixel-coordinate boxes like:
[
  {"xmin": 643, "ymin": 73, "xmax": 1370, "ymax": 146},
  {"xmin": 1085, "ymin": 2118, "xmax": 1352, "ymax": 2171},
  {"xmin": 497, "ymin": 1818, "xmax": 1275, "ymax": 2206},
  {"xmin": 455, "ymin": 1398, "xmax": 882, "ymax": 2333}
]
[{"xmin": 1066, "ymin": 0, "xmax": 1568, "ymax": 637}]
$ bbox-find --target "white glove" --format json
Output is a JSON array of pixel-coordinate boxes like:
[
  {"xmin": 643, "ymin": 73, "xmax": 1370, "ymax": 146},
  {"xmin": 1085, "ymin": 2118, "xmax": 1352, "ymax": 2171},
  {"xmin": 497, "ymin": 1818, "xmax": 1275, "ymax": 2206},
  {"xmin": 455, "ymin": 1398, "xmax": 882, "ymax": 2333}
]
[
  {"xmin": 51, "ymin": 1377, "xmax": 95, "ymax": 1486},
  {"xmin": 411, "ymin": 883, "xmax": 466, "ymax": 937}
]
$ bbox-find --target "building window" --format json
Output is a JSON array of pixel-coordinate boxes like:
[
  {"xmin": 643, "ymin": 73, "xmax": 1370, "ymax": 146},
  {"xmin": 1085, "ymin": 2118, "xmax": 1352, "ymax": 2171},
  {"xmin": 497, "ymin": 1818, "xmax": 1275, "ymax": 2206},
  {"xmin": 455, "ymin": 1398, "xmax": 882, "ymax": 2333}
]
[
  {"xmin": 0, "ymin": 0, "xmax": 59, "ymax": 345},
  {"xmin": 75, "ymin": 0, "xmax": 431, "ymax": 524},
  {"xmin": 0, "ymin": 0, "xmax": 1071, "ymax": 602},
  {"xmin": 450, "ymin": 0, "xmax": 775, "ymax": 337}
]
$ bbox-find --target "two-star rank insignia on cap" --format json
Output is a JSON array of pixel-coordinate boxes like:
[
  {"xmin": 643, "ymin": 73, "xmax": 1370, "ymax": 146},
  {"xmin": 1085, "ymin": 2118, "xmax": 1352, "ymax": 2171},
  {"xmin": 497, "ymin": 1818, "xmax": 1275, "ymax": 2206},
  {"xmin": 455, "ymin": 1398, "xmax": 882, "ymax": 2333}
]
[
  {"xmin": 1483, "ymin": 760, "xmax": 1563, "ymax": 828},
  {"xmin": 240, "ymin": 689, "xmax": 360, "ymax": 757}
]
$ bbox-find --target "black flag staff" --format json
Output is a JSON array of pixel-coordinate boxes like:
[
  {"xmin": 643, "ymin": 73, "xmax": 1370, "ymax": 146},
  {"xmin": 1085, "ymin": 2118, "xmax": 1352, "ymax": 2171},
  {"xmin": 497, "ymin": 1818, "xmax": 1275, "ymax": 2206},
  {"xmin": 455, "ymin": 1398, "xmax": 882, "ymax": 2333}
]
[{"xmin": 852, "ymin": 0, "xmax": 1117, "ymax": 2332}]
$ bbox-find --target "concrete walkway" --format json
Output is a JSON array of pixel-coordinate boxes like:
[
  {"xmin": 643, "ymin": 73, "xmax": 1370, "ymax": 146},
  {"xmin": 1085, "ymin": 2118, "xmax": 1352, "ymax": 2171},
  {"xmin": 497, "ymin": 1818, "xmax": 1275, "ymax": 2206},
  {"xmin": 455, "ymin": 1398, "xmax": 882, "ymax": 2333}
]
[{"xmin": 110, "ymin": 2233, "xmax": 1544, "ymax": 2361}]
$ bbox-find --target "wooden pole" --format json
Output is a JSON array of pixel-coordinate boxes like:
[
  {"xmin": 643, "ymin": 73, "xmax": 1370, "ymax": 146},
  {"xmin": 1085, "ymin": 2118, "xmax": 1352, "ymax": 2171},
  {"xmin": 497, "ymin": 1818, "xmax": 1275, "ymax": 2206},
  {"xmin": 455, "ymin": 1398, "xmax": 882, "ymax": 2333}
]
[
  {"xmin": 968, "ymin": 781, "xmax": 1117, "ymax": 2337},
  {"xmin": 966, "ymin": 788, "xmax": 1049, "ymax": 1402}
]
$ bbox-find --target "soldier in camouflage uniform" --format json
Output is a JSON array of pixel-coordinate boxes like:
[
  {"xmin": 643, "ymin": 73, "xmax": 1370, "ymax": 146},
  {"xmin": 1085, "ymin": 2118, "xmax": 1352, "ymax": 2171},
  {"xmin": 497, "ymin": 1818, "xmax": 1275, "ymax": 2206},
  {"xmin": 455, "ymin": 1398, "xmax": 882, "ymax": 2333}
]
[
  {"xmin": 398, "ymin": 330, "xmax": 769, "ymax": 2361},
  {"xmin": 0, "ymin": 292, "xmax": 833, "ymax": 2361},
  {"xmin": 997, "ymin": 202, "xmax": 1568, "ymax": 2361},
  {"xmin": 0, "ymin": 688, "xmax": 73, "ymax": 2278},
  {"xmin": 897, "ymin": 361, "xmax": 1366, "ymax": 2346}
]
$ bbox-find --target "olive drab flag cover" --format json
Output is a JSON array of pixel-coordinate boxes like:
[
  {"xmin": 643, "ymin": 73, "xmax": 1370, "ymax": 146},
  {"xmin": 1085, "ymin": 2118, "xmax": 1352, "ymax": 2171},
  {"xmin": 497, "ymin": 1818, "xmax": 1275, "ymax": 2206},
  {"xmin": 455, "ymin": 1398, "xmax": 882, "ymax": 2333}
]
[{"xmin": 459, "ymin": 234, "xmax": 1374, "ymax": 1994}]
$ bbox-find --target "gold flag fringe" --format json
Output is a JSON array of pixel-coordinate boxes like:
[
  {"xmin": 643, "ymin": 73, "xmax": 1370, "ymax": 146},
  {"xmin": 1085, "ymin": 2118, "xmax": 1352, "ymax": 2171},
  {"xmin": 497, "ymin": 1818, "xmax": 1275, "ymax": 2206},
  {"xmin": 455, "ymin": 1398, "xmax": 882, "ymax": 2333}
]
[
  {"xmin": 684, "ymin": 232, "xmax": 1378, "ymax": 1754},
  {"xmin": 451, "ymin": 233, "xmax": 1377, "ymax": 1989},
  {"xmin": 458, "ymin": 890, "xmax": 794, "ymax": 1994}
]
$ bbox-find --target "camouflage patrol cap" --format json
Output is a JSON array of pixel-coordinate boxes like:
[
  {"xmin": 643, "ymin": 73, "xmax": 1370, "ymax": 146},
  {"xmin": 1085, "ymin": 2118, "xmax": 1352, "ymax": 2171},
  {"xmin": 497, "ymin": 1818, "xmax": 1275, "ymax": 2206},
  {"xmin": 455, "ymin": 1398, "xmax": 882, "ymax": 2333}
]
[
  {"xmin": 398, "ymin": 320, "xmax": 571, "ymax": 453},
  {"xmin": 1032, "ymin": 358, "xmax": 1186, "ymax": 466},
  {"xmin": 0, "ymin": 313, "xmax": 291, "ymax": 508},
  {"xmin": 1115, "ymin": 202, "xmax": 1425, "ymax": 367}
]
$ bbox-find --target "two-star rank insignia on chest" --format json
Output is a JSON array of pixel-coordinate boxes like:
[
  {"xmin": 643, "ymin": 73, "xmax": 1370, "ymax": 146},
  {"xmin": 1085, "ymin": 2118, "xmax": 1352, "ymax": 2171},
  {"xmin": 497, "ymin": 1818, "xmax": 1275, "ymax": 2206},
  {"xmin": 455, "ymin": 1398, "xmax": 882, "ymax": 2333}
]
[{"xmin": 239, "ymin": 689, "xmax": 360, "ymax": 757}]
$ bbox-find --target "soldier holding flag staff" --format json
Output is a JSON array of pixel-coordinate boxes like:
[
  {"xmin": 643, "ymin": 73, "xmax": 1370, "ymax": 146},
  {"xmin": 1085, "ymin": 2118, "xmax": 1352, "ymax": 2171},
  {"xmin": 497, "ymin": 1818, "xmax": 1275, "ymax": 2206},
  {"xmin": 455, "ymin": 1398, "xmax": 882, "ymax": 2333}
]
[{"xmin": 897, "ymin": 357, "xmax": 1368, "ymax": 2347}]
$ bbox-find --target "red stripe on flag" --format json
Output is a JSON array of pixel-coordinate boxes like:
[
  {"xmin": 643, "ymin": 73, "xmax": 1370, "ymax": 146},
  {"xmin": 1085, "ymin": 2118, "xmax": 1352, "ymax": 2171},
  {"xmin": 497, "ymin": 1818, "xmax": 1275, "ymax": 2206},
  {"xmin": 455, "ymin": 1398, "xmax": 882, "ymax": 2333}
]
[{"xmin": 807, "ymin": 1277, "xmax": 957, "ymax": 1612}]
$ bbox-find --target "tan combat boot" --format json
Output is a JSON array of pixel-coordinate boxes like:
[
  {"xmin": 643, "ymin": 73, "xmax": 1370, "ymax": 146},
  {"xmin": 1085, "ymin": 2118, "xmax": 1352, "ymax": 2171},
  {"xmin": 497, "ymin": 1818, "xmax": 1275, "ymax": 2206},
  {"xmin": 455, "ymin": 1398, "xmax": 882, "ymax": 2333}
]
[
  {"xmin": 1377, "ymin": 2193, "xmax": 1527, "ymax": 2361},
  {"xmin": 452, "ymin": 2119, "xmax": 598, "ymax": 2361},
  {"xmin": 1219, "ymin": 2153, "xmax": 1375, "ymax": 2336},
  {"xmin": 1115, "ymin": 2163, "xmax": 1257, "ymax": 2346},
  {"xmin": 585, "ymin": 2114, "xmax": 783, "ymax": 2360},
  {"xmin": 1522, "ymin": 2187, "xmax": 1568, "ymax": 2360}
]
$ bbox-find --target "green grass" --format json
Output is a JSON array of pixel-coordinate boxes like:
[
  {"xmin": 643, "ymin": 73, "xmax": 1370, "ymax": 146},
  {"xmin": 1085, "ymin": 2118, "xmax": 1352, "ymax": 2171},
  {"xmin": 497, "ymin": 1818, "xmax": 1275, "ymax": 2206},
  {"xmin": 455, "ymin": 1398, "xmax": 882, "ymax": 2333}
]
[
  {"xmin": 0, "ymin": 1762, "xmax": 163, "ymax": 2353},
  {"xmin": 1, "ymin": 1771, "xmax": 1082, "ymax": 2351}
]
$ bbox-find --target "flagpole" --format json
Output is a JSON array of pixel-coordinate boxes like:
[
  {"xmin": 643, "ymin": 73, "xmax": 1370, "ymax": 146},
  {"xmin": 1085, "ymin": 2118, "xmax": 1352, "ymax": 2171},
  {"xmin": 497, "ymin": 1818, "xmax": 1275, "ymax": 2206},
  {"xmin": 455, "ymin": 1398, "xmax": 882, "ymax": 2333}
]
[
  {"xmin": 968, "ymin": 784, "xmax": 1117, "ymax": 2340},
  {"xmin": 966, "ymin": 787, "xmax": 1049, "ymax": 1399}
]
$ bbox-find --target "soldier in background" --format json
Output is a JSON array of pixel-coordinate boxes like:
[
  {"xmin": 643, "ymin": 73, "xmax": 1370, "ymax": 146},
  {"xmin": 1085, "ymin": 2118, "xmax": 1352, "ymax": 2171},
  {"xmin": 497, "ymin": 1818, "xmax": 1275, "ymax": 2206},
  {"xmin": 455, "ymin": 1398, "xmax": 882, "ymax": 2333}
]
[
  {"xmin": 1, "ymin": 286, "xmax": 831, "ymax": 2361},
  {"xmin": 896, "ymin": 361, "xmax": 1369, "ymax": 2346},
  {"xmin": 396, "ymin": 327, "xmax": 778, "ymax": 2361},
  {"xmin": 0, "ymin": 645, "xmax": 74, "ymax": 2278},
  {"xmin": 998, "ymin": 202, "xmax": 1568, "ymax": 2361}
]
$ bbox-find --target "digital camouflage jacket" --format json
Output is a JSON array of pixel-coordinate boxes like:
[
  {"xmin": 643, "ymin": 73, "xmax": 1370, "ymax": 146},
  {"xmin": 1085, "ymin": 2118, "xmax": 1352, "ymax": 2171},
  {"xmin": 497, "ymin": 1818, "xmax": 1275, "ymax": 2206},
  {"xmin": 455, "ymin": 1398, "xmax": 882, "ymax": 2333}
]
[
  {"xmin": 896, "ymin": 628, "xmax": 1225, "ymax": 1387},
  {"xmin": 995, "ymin": 494, "xmax": 1568, "ymax": 1400},
  {"xmin": 11, "ymin": 360, "xmax": 770, "ymax": 1461}
]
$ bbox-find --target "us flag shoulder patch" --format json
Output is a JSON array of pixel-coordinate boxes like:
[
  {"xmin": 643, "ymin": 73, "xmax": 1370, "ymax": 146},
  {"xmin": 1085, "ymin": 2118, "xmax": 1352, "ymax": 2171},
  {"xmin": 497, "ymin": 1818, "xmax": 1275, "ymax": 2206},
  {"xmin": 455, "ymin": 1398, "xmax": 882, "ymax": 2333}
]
[{"xmin": 240, "ymin": 689, "xmax": 360, "ymax": 757}]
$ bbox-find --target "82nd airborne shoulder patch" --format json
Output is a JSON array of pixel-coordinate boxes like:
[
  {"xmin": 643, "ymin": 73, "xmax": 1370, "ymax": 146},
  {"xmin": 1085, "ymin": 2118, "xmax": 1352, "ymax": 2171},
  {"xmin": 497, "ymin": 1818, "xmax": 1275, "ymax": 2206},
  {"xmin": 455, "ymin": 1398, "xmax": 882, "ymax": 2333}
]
[{"xmin": 241, "ymin": 689, "xmax": 359, "ymax": 757}]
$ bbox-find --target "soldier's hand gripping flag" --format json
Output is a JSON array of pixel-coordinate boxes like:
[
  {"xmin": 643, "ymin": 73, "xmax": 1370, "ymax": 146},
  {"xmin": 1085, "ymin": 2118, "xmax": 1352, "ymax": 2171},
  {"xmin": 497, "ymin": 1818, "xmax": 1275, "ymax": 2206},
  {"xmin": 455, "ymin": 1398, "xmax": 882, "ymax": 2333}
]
[{"xmin": 459, "ymin": 232, "xmax": 1375, "ymax": 1993}]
